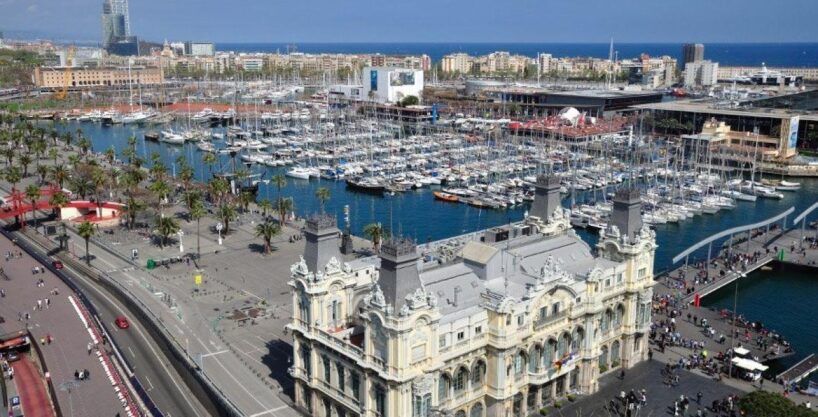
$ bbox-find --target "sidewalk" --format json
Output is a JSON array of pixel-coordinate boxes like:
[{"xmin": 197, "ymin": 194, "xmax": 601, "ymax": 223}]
[{"xmin": 0, "ymin": 234, "xmax": 125, "ymax": 417}]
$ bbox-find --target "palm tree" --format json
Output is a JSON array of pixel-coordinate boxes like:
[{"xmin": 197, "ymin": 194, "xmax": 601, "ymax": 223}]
[
  {"xmin": 202, "ymin": 153, "xmax": 217, "ymax": 177},
  {"xmin": 77, "ymin": 221, "xmax": 95, "ymax": 265},
  {"xmin": 69, "ymin": 176, "xmax": 93, "ymax": 200},
  {"xmin": 148, "ymin": 178, "xmax": 171, "ymax": 216},
  {"xmin": 49, "ymin": 165, "xmax": 69, "ymax": 189},
  {"xmin": 315, "ymin": 187, "xmax": 331, "ymax": 213},
  {"xmin": 258, "ymin": 199, "xmax": 273, "ymax": 217},
  {"xmin": 238, "ymin": 191, "xmax": 254, "ymax": 213},
  {"xmin": 276, "ymin": 197, "xmax": 293, "ymax": 225},
  {"xmin": 218, "ymin": 204, "xmax": 237, "ymax": 234},
  {"xmin": 363, "ymin": 223, "xmax": 389, "ymax": 252},
  {"xmin": 255, "ymin": 220, "xmax": 281, "ymax": 255},
  {"xmin": 19, "ymin": 154, "xmax": 32, "ymax": 177},
  {"xmin": 208, "ymin": 177, "xmax": 230, "ymax": 206},
  {"xmin": 49, "ymin": 191, "xmax": 69, "ymax": 217},
  {"xmin": 24, "ymin": 184, "xmax": 41, "ymax": 224},
  {"xmin": 2, "ymin": 147, "xmax": 14, "ymax": 166},
  {"xmin": 5, "ymin": 166, "xmax": 22, "ymax": 191},
  {"xmin": 271, "ymin": 174, "xmax": 287, "ymax": 197},
  {"xmin": 123, "ymin": 197, "xmax": 144, "ymax": 230},
  {"xmin": 77, "ymin": 137, "xmax": 91, "ymax": 155},
  {"xmin": 155, "ymin": 216, "xmax": 180, "ymax": 249},
  {"xmin": 36, "ymin": 165, "xmax": 49, "ymax": 184},
  {"xmin": 189, "ymin": 200, "xmax": 206, "ymax": 260},
  {"xmin": 47, "ymin": 148, "xmax": 59, "ymax": 166},
  {"xmin": 183, "ymin": 190, "xmax": 202, "ymax": 217},
  {"xmin": 104, "ymin": 146, "xmax": 116, "ymax": 165}
]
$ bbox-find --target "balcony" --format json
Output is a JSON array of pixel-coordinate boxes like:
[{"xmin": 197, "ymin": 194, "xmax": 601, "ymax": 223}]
[{"xmin": 534, "ymin": 310, "xmax": 568, "ymax": 330}]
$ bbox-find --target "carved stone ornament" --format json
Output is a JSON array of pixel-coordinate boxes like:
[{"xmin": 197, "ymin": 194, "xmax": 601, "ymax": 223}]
[
  {"xmin": 366, "ymin": 284, "xmax": 387, "ymax": 309},
  {"xmin": 606, "ymin": 224, "xmax": 621, "ymax": 239},
  {"xmin": 325, "ymin": 256, "xmax": 342, "ymax": 275},
  {"xmin": 291, "ymin": 256, "xmax": 309, "ymax": 276},
  {"xmin": 406, "ymin": 288, "xmax": 429, "ymax": 310},
  {"xmin": 343, "ymin": 262, "xmax": 353, "ymax": 274}
]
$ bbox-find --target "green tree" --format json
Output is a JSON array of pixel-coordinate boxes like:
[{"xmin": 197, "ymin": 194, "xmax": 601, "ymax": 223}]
[
  {"xmin": 155, "ymin": 216, "xmax": 180, "ymax": 249},
  {"xmin": 19, "ymin": 154, "xmax": 31, "ymax": 176},
  {"xmin": 399, "ymin": 95, "xmax": 419, "ymax": 107},
  {"xmin": 238, "ymin": 191, "xmax": 254, "ymax": 213},
  {"xmin": 202, "ymin": 153, "xmax": 217, "ymax": 177},
  {"xmin": 275, "ymin": 197, "xmax": 293, "ymax": 225},
  {"xmin": 218, "ymin": 204, "xmax": 237, "ymax": 234},
  {"xmin": 738, "ymin": 390, "xmax": 818, "ymax": 417},
  {"xmin": 258, "ymin": 199, "xmax": 273, "ymax": 217},
  {"xmin": 188, "ymin": 200, "xmax": 206, "ymax": 260},
  {"xmin": 148, "ymin": 178, "xmax": 171, "ymax": 216},
  {"xmin": 5, "ymin": 166, "xmax": 22, "ymax": 191},
  {"xmin": 123, "ymin": 197, "xmax": 145, "ymax": 230},
  {"xmin": 49, "ymin": 190, "xmax": 70, "ymax": 217},
  {"xmin": 363, "ymin": 223, "xmax": 389, "ymax": 252},
  {"xmin": 77, "ymin": 221, "xmax": 95, "ymax": 265},
  {"xmin": 47, "ymin": 147, "xmax": 59, "ymax": 165},
  {"xmin": 104, "ymin": 146, "xmax": 116, "ymax": 165},
  {"xmin": 255, "ymin": 220, "xmax": 281, "ymax": 255},
  {"xmin": 36, "ymin": 164, "xmax": 49, "ymax": 184},
  {"xmin": 315, "ymin": 187, "xmax": 331, "ymax": 213},
  {"xmin": 24, "ymin": 184, "xmax": 41, "ymax": 224}
]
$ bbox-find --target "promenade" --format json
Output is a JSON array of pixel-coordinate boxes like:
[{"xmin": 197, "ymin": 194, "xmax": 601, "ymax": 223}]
[{"xmin": 0, "ymin": 233, "xmax": 126, "ymax": 417}]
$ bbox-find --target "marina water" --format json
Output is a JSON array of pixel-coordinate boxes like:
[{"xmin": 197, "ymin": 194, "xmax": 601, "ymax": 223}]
[{"xmin": 51, "ymin": 120, "xmax": 818, "ymax": 372}]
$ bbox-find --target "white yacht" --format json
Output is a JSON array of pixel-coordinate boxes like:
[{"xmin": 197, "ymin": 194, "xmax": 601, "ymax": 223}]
[{"xmin": 286, "ymin": 167, "xmax": 312, "ymax": 180}]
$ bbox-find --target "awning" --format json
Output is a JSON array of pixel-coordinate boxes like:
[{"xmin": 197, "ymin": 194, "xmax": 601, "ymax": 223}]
[{"xmin": 731, "ymin": 357, "xmax": 769, "ymax": 372}]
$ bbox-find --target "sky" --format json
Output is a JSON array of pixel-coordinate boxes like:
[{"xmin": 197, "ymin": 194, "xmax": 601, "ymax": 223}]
[{"xmin": 2, "ymin": 0, "xmax": 818, "ymax": 44}]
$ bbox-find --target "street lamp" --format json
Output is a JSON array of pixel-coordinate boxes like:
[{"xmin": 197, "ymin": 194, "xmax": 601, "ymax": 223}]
[
  {"xmin": 727, "ymin": 272, "xmax": 746, "ymax": 379},
  {"xmin": 216, "ymin": 222, "xmax": 223, "ymax": 246}
]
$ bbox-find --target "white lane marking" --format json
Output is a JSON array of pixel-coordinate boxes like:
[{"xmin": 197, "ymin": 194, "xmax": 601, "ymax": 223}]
[
  {"xmin": 207, "ymin": 355, "xmax": 275, "ymax": 412},
  {"xmin": 200, "ymin": 349, "xmax": 228, "ymax": 358},
  {"xmin": 249, "ymin": 405, "xmax": 289, "ymax": 417},
  {"xmin": 128, "ymin": 346, "xmax": 135, "ymax": 358},
  {"xmin": 144, "ymin": 375, "xmax": 154, "ymax": 391},
  {"xmin": 62, "ymin": 264, "xmax": 204, "ymax": 415}
]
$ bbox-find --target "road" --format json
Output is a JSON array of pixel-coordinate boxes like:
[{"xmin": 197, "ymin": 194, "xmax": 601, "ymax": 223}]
[{"xmin": 10, "ymin": 227, "xmax": 215, "ymax": 417}]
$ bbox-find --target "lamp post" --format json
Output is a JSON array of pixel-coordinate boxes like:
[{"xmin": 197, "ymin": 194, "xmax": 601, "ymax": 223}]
[
  {"xmin": 216, "ymin": 222, "xmax": 223, "ymax": 246},
  {"xmin": 727, "ymin": 272, "xmax": 746, "ymax": 379}
]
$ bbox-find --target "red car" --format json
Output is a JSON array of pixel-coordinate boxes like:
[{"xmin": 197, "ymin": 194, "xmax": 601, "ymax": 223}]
[
  {"xmin": 52, "ymin": 261, "xmax": 64, "ymax": 270},
  {"xmin": 115, "ymin": 316, "xmax": 129, "ymax": 329}
]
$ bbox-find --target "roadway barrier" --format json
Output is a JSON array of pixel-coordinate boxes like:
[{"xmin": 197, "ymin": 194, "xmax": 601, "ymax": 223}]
[{"xmin": 27, "ymin": 329, "xmax": 63, "ymax": 417}]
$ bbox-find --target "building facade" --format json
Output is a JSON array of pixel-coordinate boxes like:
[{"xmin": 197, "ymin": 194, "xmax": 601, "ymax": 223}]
[
  {"xmin": 682, "ymin": 43, "xmax": 704, "ymax": 70},
  {"xmin": 684, "ymin": 60, "xmax": 719, "ymax": 87},
  {"xmin": 287, "ymin": 179, "xmax": 656, "ymax": 417},
  {"xmin": 32, "ymin": 65, "xmax": 163, "ymax": 88},
  {"xmin": 362, "ymin": 67, "xmax": 424, "ymax": 104}
]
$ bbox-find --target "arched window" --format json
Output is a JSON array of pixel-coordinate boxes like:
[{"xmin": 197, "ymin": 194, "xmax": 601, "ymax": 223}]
[
  {"xmin": 543, "ymin": 339, "xmax": 556, "ymax": 368},
  {"xmin": 601, "ymin": 309, "xmax": 613, "ymax": 333},
  {"xmin": 571, "ymin": 327, "xmax": 584, "ymax": 352},
  {"xmin": 528, "ymin": 345, "xmax": 541, "ymax": 373},
  {"xmin": 614, "ymin": 304, "xmax": 625, "ymax": 329},
  {"xmin": 438, "ymin": 374, "xmax": 450, "ymax": 400},
  {"xmin": 558, "ymin": 333, "xmax": 571, "ymax": 357},
  {"xmin": 514, "ymin": 351, "xmax": 526, "ymax": 375},
  {"xmin": 611, "ymin": 340, "xmax": 621, "ymax": 366},
  {"xmin": 454, "ymin": 367, "xmax": 468, "ymax": 392},
  {"xmin": 455, "ymin": 411, "xmax": 466, "ymax": 417},
  {"xmin": 471, "ymin": 360, "xmax": 485, "ymax": 385},
  {"xmin": 599, "ymin": 345, "xmax": 609, "ymax": 368},
  {"xmin": 470, "ymin": 403, "xmax": 484, "ymax": 417}
]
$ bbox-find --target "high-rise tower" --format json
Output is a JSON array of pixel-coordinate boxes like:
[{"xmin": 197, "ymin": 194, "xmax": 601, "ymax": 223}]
[{"xmin": 102, "ymin": 0, "xmax": 138, "ymax": 55}]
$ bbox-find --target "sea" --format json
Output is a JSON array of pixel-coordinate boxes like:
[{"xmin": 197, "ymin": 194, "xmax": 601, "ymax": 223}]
[{"xmin": 215, "ymin": 42, "xmax": 818, "ymax": 67}]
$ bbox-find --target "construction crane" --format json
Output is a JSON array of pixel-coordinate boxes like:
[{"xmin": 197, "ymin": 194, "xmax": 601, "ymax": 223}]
[{"xmin": 54, "ymin": 46, "xmax": 75, "ymax": 100}]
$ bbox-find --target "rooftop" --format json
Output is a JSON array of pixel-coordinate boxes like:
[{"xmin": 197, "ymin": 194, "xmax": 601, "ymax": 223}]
[{"xmin": 632, "ymin": 95, "xmax": 818, "ymax": 122}]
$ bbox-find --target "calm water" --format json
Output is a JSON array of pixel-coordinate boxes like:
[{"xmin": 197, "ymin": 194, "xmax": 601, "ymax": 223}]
[
  {"xmin": 216, "ymin": 42, "xmax": 818, "ymax": 67},
  {"xmin": 702, "ymin": 266, "xmax": 818, "ymax": 378},
  {"xmin": 50, "ymin": 121, "xmax": 818, "ymax": 363}
]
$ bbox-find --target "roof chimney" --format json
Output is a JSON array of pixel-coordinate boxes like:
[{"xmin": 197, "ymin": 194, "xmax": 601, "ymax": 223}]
[
  {"xmin": 378, "ymin": 237, "xmax": 421, "ymax": 309},
  {"xmin": 303, "ymin": 214, "xmax": 342, "ymax": 273},
  {"xmin": 530, "ymin": 175, "xmax": 562, "ymax": 220},
  {"xmin": 610, "ymin": 188, "xmax": 643, "ymax": 240}
]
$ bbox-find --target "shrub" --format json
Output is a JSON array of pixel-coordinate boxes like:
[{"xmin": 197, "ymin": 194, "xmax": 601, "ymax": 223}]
[
  {"xmin": 554, "ymin": 401, "xmax": 563, "ymax": 409},
  {"xmin": 599, "ymin": 364, "xmax": 608, "ymax": 373},
  {"xmin": 539, "ymin": 407, "xmax": 549, "ymax": 415},
  {"xmin": 567, "ymin": 394, "xmax": 577, "ymax": 402}
]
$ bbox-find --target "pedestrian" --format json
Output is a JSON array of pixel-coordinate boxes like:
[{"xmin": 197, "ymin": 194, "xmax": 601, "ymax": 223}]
[
  {"xmin": 87, "ymin": 342, "xmax": 93, "ymax": 355},
  {"xmin": 648, "ymin": 349, "xmax": 653, "ymax": 360},
  {"xmin": 620, "ymin": 369, "xmax": 626, "ymax": 380},
  {"xmin": 74, "ymin": 370, "xmax": 79, "ymax": 380},
  {"xmin": 83, "ymin": 368, "xmax": 89, "ymax": 380},
  {"xmin": 697, "ymin": 391, "xmax": 703, "ymax": 404}
]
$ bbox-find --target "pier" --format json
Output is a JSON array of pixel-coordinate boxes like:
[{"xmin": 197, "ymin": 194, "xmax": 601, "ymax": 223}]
[{"xmin": 777, "ymin": 354, "xmax": 818, "ymax": 385}]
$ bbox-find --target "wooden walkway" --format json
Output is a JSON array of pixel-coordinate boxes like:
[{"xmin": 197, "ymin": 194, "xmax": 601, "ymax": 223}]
[{"xmin": 777, "ymin": 354, "xmax": 818, "ymax": 384}]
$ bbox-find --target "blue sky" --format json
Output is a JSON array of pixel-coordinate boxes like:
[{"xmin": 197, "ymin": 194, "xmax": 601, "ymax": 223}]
[{"xmin": 2, "ymin": 0, "xmax": 817, "ymax": 43}]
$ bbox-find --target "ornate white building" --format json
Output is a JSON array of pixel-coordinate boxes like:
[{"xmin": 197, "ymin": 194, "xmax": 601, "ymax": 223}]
[{"xmin": 287, "ymin": 177, "xmax": 656, "ymax": 417}]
